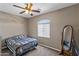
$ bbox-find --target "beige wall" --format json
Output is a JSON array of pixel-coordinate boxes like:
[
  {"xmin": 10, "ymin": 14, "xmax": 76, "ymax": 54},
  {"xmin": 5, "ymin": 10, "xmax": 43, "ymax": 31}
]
[
  {"xmin": 28, "ymin": 4, "xmax": 79, "ymax": 50},
  {"xmin": 0, "ymin": 11, "xmax": 28, "ymax": 40}
]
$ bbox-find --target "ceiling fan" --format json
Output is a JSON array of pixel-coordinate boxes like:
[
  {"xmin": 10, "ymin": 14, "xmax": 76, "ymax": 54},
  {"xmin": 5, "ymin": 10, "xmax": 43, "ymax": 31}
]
[{"xmin": 13, "ymin": 3, "xmax": 40, "ymax": 16}]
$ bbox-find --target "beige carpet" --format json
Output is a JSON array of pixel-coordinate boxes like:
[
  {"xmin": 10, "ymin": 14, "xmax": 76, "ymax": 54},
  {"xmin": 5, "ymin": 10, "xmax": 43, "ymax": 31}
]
[{"xmin": 1, "ymin": 45, "xmax": 60, "ymax": 56}]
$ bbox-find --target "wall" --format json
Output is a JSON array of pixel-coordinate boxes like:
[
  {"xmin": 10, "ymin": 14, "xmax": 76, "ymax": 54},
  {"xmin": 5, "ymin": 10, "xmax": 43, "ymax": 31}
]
[
  {"xmin": 0, "ymin": 11, "xmax": 28, "ymax": 45},
  {"xmin": 28, "ymin": 4, "xmax": 79, "ymax": 50}
]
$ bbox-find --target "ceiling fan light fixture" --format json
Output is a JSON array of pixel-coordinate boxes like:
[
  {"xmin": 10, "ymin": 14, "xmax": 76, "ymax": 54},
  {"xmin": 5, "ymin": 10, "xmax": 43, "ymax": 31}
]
[
  {"xmin": 25, "ymin": 10, "xmax": 28, "ymax": 14},
  {"xmin": 29, "ymin": 11, "xmax": 32, "ymax": 14}
]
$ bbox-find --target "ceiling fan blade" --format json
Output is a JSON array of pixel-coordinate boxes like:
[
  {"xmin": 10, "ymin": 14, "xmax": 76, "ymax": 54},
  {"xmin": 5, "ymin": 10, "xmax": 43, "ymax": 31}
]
[
  {"xmin": 19, "ymin": 11, "xmax": 26, "ymax": 14},
  {"xmin": 24, "ymin": 3, "xmax": 28, "ymax": 7},
  {"xmin": 30, "ymin": 13, "xmax": 33, "ymax": 16},
  {"xmin": 32, "ymin": 10, "xmax": 40, "ymax": 13},
  {"xmin": 29, "ymin": 3, "xmax": 33, "ymax": 10},
  {"xmin": 13, "ymin": 5, "xmax": 25, "ymax": 9}
]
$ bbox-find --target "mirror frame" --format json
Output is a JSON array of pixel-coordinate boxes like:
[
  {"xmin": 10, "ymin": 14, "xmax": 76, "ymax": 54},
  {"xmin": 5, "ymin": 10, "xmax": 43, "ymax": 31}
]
[{"xmin": 61, "ymin": 25, "xmax": 73, "ymax": 55}]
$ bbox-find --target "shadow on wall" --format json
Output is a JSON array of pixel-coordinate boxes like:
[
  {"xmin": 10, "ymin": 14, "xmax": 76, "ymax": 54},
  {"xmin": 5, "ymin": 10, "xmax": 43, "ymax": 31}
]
[
  {"xmin": 75, "ymin": 29, "xmax": 79, "ymax": 48},
  {"xmin": 0, "ymin": 36, "xmax": 2, "ymax": 55}
]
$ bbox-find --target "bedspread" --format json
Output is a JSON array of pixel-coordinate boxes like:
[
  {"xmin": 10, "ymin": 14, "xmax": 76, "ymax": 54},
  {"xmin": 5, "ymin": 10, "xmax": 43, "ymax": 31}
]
[{"xmin": 5, "ymin": 35, "xmax": 38, "ymax": 55}]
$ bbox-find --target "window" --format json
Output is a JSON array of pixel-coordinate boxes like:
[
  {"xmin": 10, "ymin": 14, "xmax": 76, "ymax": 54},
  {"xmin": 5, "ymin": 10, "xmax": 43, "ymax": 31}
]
[{"xmin": 37, "ymin": 19, "xmax": 50, "ymax": 38}]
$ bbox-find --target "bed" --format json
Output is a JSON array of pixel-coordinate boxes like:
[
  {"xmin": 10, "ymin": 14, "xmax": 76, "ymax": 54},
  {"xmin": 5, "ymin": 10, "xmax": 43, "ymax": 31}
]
[{"xmin": 5, "ymin": 35, "xmax": 38, "ymax": 56}]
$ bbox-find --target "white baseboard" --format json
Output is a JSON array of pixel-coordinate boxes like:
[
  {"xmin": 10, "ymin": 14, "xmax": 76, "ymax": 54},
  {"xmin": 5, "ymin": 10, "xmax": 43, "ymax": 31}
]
[{"xmin": 39, "ymin": 43, "xmax": 61, "ymax": 52}]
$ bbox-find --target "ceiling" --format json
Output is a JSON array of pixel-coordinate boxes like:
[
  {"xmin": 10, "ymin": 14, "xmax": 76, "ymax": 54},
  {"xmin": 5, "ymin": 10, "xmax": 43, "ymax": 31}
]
[{"xmin": 0, "ymin": 3, "xmax": 77, "ymax": 18}]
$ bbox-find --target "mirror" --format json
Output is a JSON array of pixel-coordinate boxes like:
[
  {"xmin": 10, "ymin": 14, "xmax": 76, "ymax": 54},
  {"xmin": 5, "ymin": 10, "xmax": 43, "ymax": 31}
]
[{"xmin": 61, "ymin": 25, "xmax": 73, "ymax": 55}]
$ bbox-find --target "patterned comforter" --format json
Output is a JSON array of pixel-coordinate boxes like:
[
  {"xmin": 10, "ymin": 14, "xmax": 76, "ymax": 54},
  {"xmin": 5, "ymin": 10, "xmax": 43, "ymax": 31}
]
[{"xmin": 5, "ymin": 35, "xmax": 38, "ymax": 56}]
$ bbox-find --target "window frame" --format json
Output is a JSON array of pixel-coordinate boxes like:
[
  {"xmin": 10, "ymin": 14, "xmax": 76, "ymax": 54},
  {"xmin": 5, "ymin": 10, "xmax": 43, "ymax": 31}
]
[{"xmin": 37, "ymin": 19, "xmax": 50, "ymax": 38}]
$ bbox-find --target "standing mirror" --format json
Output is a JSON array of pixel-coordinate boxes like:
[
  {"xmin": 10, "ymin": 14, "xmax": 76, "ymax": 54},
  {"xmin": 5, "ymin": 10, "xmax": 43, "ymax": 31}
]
[{"xmin": 61, "ymin": 25, "xmax": 73, "ymax": 55}]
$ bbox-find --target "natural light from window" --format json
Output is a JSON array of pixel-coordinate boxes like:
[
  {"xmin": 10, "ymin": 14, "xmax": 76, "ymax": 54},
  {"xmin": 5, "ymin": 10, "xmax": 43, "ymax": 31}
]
[{"xmin": 37, "ymin": 19, "xmax": 50, "ymax": 38}]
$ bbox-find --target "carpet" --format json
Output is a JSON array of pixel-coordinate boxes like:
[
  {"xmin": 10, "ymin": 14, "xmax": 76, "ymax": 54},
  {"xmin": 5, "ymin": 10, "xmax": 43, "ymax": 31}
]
[{"xmin": 1, "ymin": 45, "xmax": 60, "ymax": 56}]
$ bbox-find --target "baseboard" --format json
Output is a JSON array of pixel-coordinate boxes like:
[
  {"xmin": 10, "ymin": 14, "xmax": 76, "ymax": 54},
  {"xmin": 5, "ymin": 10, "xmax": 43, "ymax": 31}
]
[{"xmin": 39, "ymin": 43, "xmax": 61, "ymax": 52}]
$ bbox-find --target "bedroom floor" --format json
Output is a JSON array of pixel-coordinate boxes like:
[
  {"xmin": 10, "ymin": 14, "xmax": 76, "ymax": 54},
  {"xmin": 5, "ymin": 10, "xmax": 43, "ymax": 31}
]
[{"xmin": 1, "ymin": 45, "xmax": 60, "ymax": 56}]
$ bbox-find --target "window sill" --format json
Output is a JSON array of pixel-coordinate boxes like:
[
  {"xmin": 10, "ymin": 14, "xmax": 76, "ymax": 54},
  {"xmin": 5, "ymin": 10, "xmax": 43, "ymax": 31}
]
[{"xmin": 38, "ymin": 37, "xmax": 50, "ymax": 39}]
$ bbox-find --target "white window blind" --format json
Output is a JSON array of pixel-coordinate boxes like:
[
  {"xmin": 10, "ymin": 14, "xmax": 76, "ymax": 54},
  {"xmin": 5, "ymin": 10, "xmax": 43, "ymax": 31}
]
[{"xmin": 38, "ymin": 20, "xmax": 50, "ymax": 38}]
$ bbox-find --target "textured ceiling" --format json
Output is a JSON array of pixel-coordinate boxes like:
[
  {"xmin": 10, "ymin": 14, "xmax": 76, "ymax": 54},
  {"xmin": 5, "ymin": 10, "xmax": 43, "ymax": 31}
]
[{"xmin": 0, "ymin": 3, "xmax": 77, "ymax": 18}]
